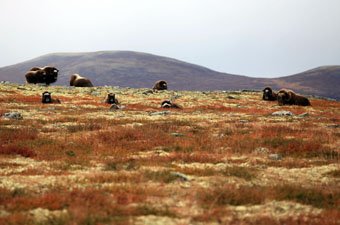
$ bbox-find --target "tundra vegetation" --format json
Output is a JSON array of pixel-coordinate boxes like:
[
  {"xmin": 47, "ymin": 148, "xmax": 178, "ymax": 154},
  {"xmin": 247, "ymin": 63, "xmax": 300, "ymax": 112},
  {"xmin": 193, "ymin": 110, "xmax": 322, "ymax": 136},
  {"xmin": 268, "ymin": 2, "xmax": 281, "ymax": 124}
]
[{"xmin": 0, "ymin": 83, "xmax": 339, "ymax": 225}]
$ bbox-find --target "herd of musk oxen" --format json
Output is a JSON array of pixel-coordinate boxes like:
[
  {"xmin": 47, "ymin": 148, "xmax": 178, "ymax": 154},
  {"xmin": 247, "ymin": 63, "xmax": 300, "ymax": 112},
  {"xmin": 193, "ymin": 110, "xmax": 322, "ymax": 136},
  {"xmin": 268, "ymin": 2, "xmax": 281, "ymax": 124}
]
[
  {"xmin": 262, "ymin": 87, "xmax": 311, "ymax": 106},
  {"xmin": 25, "ymin": 66, "xmax": 311, "ymax": 107}
]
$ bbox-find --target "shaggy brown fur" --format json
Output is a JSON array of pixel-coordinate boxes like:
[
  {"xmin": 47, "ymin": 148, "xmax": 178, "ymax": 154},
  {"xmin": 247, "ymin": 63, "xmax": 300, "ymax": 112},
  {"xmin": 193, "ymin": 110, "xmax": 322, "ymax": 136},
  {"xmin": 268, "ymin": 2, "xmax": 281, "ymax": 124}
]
[
  {"xmin": 104, "ymin": 93, "xmax": 119, "ymax": 104},
  {"xmin": 262, "ymin": 87, "xmax": 277, "ymax": 101},
  {"xmin": 70, "ymin": 74, "xmax": 94, "ymax": 87},
  {"xmin": 277, "ymin": 89, "xmax": 311, "ymax": 106},
  {"xmin": 30, "ymin": 67, "xmax": 42, "ymax": 71},
  {"xmin": 25, "ymin": 66, "xmax": 59, "ymax": 85},
  {"xmin": 41, "ymin": 91, "xmax": 61, "ymax": 104},
  {"xmin": 25, "ymin": 70, "xmax": 46, "ymax": 84},
  {"xmin": 161, "ymin": 100, "xmax": 182, "ymax": 109},
  {"xmin": 153, "ymin": 80, "xmax": 168, "ymax": 91}
]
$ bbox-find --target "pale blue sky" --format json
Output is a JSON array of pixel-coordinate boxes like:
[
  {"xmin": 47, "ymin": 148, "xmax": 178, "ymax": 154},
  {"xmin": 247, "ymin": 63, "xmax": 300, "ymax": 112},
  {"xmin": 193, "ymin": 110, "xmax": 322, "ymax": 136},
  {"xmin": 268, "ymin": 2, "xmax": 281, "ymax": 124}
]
[{"xmin": 1, "ymin": 0, "xmax": 339, "ymax": 77}]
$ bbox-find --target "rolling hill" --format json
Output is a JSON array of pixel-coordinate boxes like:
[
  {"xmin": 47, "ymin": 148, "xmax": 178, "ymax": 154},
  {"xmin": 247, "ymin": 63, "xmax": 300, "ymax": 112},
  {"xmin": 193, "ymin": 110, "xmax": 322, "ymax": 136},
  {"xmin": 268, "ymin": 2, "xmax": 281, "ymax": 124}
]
[
  {"xmin": 0, "ymin": 51, "xmax": 339, "ymax": 99},
  {"xmin": 272, "ymin": 66, "xmax": 340, "ymax": 100}
]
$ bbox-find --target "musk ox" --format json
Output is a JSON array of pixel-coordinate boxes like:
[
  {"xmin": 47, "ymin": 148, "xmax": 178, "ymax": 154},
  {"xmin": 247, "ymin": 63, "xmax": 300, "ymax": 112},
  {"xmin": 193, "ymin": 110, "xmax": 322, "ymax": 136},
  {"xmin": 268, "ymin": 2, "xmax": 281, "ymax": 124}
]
[
  {"xmin": 104, "ymin": 93, "xmax": 119, "ymax": 104},
  {"xmin": 161, "ymin": 100, "xmax": 182, "ymax": 109},
  {"xmin": 262, "ymin": 87, "xmax": 277, "ymax": 101},
  {"xmin": 153, "ymin": 80, "xmax": 168, "ymax": 91},
  {"xmin": 277, "ymin": 89, "xmax": 311, "ymax": 106},
  {"xmin": 41, "ymin": 91, "xmax": 61, "ymax": 104},
  {"xmin": 25, "ymin": 66, "xmax": 59, "ymax": 85},
  {"xmin": 69, "ymin": 74, "xmax": 94, "ymax": 87}
]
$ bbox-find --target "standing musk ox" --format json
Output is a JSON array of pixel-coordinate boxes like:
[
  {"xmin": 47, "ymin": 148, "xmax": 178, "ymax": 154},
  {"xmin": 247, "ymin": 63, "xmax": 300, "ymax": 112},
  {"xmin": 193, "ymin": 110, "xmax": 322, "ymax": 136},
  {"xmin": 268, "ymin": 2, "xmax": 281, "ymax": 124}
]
[
  {"xmin": 104, "ymin": 93, "xmax": 119, "ymax": 104},
  {"xmin": 161, "ymin": 100, "xmax": 182, "ymax": 109},
  {"xmin": 41, "ymin": 91, "xmax": 61, "ymax": 104},
  {"xmin": 25, "ymin": 66, "xmax": 59, "ymax": 85},
  {"xmin": 153, "ymin": 80, "xmax": 168, "ymax": 91},
  {"xmin": 69, "ymin": 74, "xmax": 94, "ymax": 87},
  {"xmin": 262, "ymin": 87, "xmax": 277, "ymax": 101},
  {"xmin": 277, "ymin": 89, "xmax": 311, "ymax": 106}
]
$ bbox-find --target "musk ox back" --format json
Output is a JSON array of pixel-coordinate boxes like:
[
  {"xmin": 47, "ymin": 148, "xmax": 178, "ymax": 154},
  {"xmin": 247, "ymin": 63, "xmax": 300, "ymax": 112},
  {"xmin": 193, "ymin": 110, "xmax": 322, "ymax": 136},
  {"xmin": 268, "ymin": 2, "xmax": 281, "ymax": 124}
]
[
  {"xmin": 277, "ymin": 89, "xmax": 311, "ymax": 106},
  {"xmin": 153, "ymin": 80, "xmax": 168, "ymax": 91},
  {"xmin": 262, "ymin": 87, "xmax": 277, "ymax": 101},
  {"xmin": 30, "ymin": 67, "xmax": 42, "ymax": 71},
  {"xmin": 25, "ymin": 70, "xmax": 46, "ymax": 84},
  {"xmin": 25, "ymin": 66, "xmax": 59, "ymax": 85},
  {"xmin": 70, "ymin": 74, "xmax": 94, "ymax": 87}
]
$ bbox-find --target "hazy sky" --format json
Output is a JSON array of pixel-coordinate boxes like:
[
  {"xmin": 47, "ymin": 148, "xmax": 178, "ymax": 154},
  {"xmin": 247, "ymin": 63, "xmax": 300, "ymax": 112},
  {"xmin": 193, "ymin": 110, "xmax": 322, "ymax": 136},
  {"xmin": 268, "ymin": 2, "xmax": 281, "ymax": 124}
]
[{"xmin": 1, "ymin": 0, "xmax": 339, "ymax": 77}]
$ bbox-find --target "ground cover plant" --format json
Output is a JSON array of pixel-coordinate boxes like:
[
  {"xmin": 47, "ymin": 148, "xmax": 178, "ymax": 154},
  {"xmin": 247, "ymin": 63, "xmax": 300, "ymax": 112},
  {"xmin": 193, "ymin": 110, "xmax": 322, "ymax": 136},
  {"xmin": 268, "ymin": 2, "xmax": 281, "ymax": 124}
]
[{"xmin": 0, "ymin": 83, "xmax": 339, "ymax": 224}]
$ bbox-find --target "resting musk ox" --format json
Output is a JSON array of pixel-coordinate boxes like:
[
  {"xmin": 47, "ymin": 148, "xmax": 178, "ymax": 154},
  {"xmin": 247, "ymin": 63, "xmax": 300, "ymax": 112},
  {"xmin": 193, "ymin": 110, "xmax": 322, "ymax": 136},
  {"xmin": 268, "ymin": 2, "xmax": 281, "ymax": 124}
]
[
  {"xmin": 262, "ymin": 87, "xmax": 277, "ymax": 101},
  {"xmin": 153, "ymin": 80, "xmax": 168, "ymax": 91},
  {"xmin": 25, "ymin": 66, "xmax": 59, "ymax": 85},
  {"xmin": 104, "ymin": 93, "xmax": 119, "ymax": 104},
  {"xmin": 161, "ymin": 100, "xmax": 182, "ymax": 109},
  {"xmin": 277, "ymin": 89, "xmax": 311, "ymax": 106},
  {"xmin": 41, "ymin": 91, "xmax": 61, "ymax": 104},
  {"xmin": 69, "ymin": 74, "xmax": 94, "ymax": 87}
]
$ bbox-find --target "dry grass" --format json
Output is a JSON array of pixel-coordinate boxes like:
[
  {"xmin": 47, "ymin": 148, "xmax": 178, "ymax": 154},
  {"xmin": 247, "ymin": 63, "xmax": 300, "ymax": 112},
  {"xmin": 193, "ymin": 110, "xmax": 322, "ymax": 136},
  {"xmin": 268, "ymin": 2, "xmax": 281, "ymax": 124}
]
[
  {"xmin": 197, "ymin": 183, "xmax": 339, "ymax": 223},
  {"xmin": 0, "ymin": 83, "xmax": 339, "ymax": 224}
]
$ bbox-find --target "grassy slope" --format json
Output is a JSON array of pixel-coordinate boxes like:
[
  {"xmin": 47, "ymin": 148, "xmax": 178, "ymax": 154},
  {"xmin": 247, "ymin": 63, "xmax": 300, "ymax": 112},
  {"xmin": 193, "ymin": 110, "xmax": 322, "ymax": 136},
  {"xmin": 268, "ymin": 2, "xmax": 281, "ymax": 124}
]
[
  {"xmin": 273, "ymin": 66, "xmax": 340, "ymax": 99},
  {"xmin": 0, "ymin": 51, "xmax": 339, "ymax": 99},
  {"xmin": 0, "ymin": 83, "xmax": 339, "ymax": 224},
  {"xmin": 0, "ymin": 51, "xmax": 254, "ymax": 89}
]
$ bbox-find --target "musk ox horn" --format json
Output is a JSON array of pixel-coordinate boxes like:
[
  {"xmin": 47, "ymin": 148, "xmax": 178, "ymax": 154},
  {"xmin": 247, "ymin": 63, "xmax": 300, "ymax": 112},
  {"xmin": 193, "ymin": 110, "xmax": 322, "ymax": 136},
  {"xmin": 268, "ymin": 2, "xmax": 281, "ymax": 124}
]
[{"xmin": 69, "ymin": 74, "xmax": 94, "ymax": 87}]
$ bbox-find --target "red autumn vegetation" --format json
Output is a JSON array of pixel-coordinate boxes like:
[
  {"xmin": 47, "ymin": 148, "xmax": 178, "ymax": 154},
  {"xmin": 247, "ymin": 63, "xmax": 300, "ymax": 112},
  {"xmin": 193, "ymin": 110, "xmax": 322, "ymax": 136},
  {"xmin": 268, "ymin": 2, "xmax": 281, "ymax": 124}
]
[{"xmin": 0, "ymin": 84, "xmax": 339, "ymax": 224}]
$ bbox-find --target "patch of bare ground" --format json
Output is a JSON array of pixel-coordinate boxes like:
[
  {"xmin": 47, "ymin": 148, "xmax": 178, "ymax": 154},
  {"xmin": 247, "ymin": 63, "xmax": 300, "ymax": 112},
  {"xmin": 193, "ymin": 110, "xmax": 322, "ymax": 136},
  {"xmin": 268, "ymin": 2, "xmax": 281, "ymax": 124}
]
[{"xmin": 0, "ymin": 83, "xmax": 339, "ymax": 224}]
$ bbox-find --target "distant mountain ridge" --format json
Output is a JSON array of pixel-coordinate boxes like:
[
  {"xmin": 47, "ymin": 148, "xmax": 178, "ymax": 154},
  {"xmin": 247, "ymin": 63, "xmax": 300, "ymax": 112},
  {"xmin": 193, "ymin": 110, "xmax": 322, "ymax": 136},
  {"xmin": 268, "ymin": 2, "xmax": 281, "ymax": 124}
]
[{"xmin": 0, "ymin": 51, "xmax": 339, "ymax": 99}]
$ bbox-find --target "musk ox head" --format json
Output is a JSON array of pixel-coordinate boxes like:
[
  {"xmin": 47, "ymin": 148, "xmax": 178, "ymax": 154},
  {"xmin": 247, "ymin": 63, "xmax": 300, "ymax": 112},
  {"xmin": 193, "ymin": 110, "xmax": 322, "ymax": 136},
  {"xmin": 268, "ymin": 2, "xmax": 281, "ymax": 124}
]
[
  {"xmin": 42, "ymin": 91, "xmax": 52, "ymax": 103},
  {"xmin": 70, "ymin": 74, "xmax": 94, "ymax": 87},
  {"xmin": 277, "ymin": 89, "xmax": 294, "ymax": 106},
  {"xmin": 161, "ymin": 100, "xmax": 182, "ymax": 109},
  {"xmin": 262, "ymin": 87, "xmax": 277, "ymax": 101},
  {"xmin": 42, "ymin": 66, "xmax": 59, "ymax": 85},
  {"xmin": 104, "ymin": 93, "xmax": 119, "ymax": 104},
  {"xmin": 25, "ymin": 66, "xmax": 59, "ymax": 85},
  {"xmin": 277, "ymin": 89, "xmax": 311, "ymax": 106},
  {"xmin": 41, "ymin": 91, "xmax": 61, "ymax": 104},
  {"xmin": 153, "ymin": 80, "xmax": 168, "ymax": 91}
]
